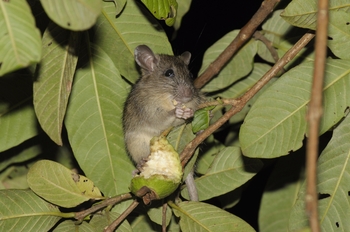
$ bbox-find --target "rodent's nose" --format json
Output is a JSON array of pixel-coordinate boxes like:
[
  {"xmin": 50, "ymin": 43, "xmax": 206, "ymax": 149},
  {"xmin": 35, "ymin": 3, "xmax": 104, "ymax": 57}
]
[{"xmin": 176, "ymin": 85, "xmax": 193, "ymax": 103}]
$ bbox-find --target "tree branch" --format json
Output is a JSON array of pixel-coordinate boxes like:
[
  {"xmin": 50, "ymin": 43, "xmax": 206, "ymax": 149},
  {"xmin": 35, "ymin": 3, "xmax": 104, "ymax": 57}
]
[
  {"xmin": 104, "ymin": 200, "xmax": 139, "ymax": 232},
  {"xmin": 194, "ymin": 0, "xmax": 280, "ymax": 89},
  {"xmin": 74, "ymin": 193, "xmax": 133, "ymax": 221},
  {"xmin": 180, "ymin": 32, "xmax": 315, "ymax": 166},
  {"xmin": 253, "ymin": 31, "xmax": 279, "ymax": 62},
  {"xmin": 305, "ymin": 0, "xmax": 329, "ymax": 231}
]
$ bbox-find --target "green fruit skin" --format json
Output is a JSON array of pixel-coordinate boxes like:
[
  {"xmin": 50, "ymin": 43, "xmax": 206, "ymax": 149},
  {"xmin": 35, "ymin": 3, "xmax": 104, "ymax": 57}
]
[{"xmin": 130, "ymin": 174, "xmax": 180, "ymax": 199}]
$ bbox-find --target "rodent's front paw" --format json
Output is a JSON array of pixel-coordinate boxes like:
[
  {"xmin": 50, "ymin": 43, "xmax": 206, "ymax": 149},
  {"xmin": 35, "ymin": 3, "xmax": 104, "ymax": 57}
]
[{"xmin": 175, "ymin": 107, "xmax": 194, "ymax": 119}]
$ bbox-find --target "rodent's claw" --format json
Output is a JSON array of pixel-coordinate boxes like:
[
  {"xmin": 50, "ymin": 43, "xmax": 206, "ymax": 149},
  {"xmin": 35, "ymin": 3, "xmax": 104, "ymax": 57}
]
[{"xmin": 175, "ymin": 107, "xmax": 194, "ymax": 119}]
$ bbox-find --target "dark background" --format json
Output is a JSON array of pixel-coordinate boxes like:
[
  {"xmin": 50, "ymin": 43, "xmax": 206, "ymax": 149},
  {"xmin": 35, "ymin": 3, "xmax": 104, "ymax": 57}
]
[{"xmin": 170, "ymin": 0, "xmax": 264, "ymax": 76}]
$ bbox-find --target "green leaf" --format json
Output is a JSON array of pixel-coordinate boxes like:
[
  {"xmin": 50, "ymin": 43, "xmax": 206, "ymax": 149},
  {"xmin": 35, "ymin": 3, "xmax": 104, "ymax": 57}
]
[
  {"xmin": 27, "ymin": 160, "xmax": 103, "ymax": 208},
  {"xmin": 181, "ymin": 147, "xmax": 263, "ymax": 201},
  {"xmin": 65, "ymin": 41, "xmax": 134, "ymax": 205},
  {"xmin": 0, "ymin": 189, "xmax": 61, "ymax": 231},
  {"xmin": 147, "ymin": 205, "xmax": 172, "ymax": 226},
  {"xmin": 0, "ymin": 145, "xmax": 41, "ymax": 173},
  {"xmin": 0, "ymin": 72, "xmax": 39, "ymax": 152},
  {"xmin": 218, "ymin": 186, "xmax": 244, "ymax": 209},
  {"xmin": 281, "ymin": 0, "xmax": 350, "ymax": 30},
  {"xmin": 111, "ymin": 0, "xmax": 127, "ymax": 16},
  {"xmin": 199, "ymin": 30, "xmax": 257, "ymax": 93},
  {"xmin": 196, "ymin": 136, "xmax": 224, "ymax": 175},
  {"xmin": 53, "ymin": 220, "xmax": 95, "ymax": 232},
  {"xmin": 1, "ymin": 165, "xmax": 31, "ymax": 189},
  {"xmin": 258, "ymin": 10, "xmax": 293, "ymax": 63},
  {"xmin": 140, "ymin": 0, "xmax": 178, "ymax": 26},
  {"xmin": 328, "ymin": 11, "xmax": 350, "ymax": 59},
  {"xmin": 191, "ymin": 106, "xmax": 215, "ymax": 133},
  {"xmin": 172, "ymin": 201, "xmax": 256, "ymax": 231},
  {"xmin": 259, "ymin": 10, "xmax": 314, "ymax": 67},
  {"xmin": 240, "ymin": 59, "xmax": 350, "ymax": 158},
  {"xmin": 167, "ymin": 124, "xmax": 196, "ymax": 180},
  {"xmin": 0, "ymin": 0, "xmax": 41, "ymax": 76},
  {"xmin": 40, "ymin": 0, "xmax": 101, "ymax": 30},
  {"xmin": 211, "ymin": 63, "xmax": 275, "ymax": 126},
  {"xmin": 130, "ymin": 214, "xmax": 180, "ymax": 231},
  {"xmin": 289, "ymin": 114, "xmax": 350, "ymax": 231},
  {"xmin": 259, "ymin": 151, "xmax": 305, "ymax": 232},
  {"xmin": 90, "ymin": 212, "xmax": 132, "ymax": 232},
  {"xmin": 94, "ymin": 0, "xmax": 173, "ymax": 83},
  {"xmin": 173, "ymin": 0, "xmax": 191, "ymax": 31},
  {"xmin": 34, "ymin": 23, "xmax": 81, "ymax": 145}
]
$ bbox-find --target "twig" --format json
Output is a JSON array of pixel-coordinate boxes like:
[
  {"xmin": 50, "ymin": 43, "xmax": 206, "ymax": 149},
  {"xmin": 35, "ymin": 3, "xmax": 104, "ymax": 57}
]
[
  {"xmin": 305, "ymin": 0, "xmax": 329, "ymax": 231},
  {"xmin": 104, "ymin": 200, "xmax": 139, "ymax": 232},
  {"xmin": 197, "ymin": 98, "xmax": 239, "ymax": 109},
  {"xmin": 74, "ymin": 193, "xmax": 133, "ymax": 221},
  {"xmin": 253, "ymin": 31, "xmax": 279, "ymax": 62},
  {"xmin": 194, "ymin": 0, "xmax": 280, "ymax": 89},
  {"xmin": 162, "ymin": 202, "xmax": 167, "ymax": 232},
  {"xmin": 180, "ymin": 32, "xmax": 315, "ymax": 166}
]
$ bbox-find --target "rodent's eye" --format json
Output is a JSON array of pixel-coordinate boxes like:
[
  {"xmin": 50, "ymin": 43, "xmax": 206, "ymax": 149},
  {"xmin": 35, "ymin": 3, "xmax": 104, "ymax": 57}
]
[{"xmin": 164, "ymin": 69, "xmax": 175, "ymax": 77}]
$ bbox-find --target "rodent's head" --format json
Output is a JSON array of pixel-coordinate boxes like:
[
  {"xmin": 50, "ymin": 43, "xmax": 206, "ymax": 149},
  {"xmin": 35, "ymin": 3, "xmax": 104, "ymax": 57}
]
[{"xmin": 134, "ymin": 45, "xmax": 197, "ymax": 103}]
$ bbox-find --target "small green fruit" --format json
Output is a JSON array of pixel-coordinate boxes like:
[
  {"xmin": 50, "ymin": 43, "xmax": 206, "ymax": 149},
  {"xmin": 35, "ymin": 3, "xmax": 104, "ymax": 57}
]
[{"xmin": 130, "ymin": 136, "xmax": 183, "ymax": 201}]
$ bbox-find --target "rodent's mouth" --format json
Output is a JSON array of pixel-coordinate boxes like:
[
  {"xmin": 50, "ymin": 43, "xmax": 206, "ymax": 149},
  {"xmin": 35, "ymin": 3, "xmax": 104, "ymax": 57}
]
[{"xmin": 174, "ymin": 96, "xmax": 192, "ymax": 103}]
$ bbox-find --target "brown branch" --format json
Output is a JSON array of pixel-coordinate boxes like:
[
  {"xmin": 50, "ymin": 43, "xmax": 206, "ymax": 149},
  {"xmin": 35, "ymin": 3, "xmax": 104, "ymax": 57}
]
[
  {"xmin": 74, "ymin": 193, "xmax": 133, "ymax": 221},
  {"xmin": 197, "ymin": 98, "xmax": 239, "ymax": 109},
  {"xmin": 194, "ymin": 0, "xmax": 280, "ymax": 89},
  {"xmin": 253, "ymin": 31, "xmax": 279, "ymax": 62},
  {"xmin": 104, "ymin": 200, "xmax": 139, "ymax": 232},
  {"xmin": 305, "ymin": 0, "xmax": 329, "ymax": 231},
  {"xmin": 162, "ymin": 202, "xmax": 167, "ymax": 232},
  {"xmin": 180, "ymin": 32, "xmax": 315, "ymax": 166}
]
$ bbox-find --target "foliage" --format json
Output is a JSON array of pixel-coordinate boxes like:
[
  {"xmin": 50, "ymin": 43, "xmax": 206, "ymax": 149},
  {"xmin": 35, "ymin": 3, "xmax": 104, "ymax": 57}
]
[{"xmin": 0, "ymin": 0, "xmax": 349, "ymax": 231}]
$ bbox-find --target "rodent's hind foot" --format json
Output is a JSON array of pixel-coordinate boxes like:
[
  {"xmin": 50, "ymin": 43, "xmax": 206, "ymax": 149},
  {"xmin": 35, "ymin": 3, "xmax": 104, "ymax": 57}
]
[{"xmin": 175, "ymin": 107, "xmax": 194, "ymax": 119}]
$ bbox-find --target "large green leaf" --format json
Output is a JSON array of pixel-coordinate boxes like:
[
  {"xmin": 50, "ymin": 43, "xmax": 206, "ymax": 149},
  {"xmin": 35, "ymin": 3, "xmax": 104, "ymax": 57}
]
[
  {"xmin": 1, "ymin": 164, "xmax": 30, "ymax": 189},
  {"xmin": 281, "ymin": 0, "xmax": 350, "ymax": 60},
  {"xmin": 173, "ymin": 0, "xmax": 191, "ymax": 32},
  {"xmin": 0, "ymin": 0, "xmax": 41, "ymax": 76},
  {"xmin": 147, "ymin": 205, "xmax": 172, "ymax": 226},
  {"xmin": 289, "ymin": 114, "xmax": 350, "ymax": 231},
  {"xmin": 34, "ymin": 23, "xmax": 80, "ymax": 145},
  {"xmin": 167, "ymin": 124, "xmax": 197, "ymax": 181},
  {"xmin": 0, "ymin": 189, "xmax": 61, "ymax": 231},
  {"xmin": 89, "ymin": 212, "xmax": 132, "ymax": 232},
  {"xmin": 281, "ymin": 0, "xmax": 350, "ymax": 30},
  {"xmin": 93, "ymin": 0, "xmax": 173, "ymax": 83},
  {"xmin": 196, "ymin": 135, "xmax": 225, "ymax": 175},
  {"xmin": 181, "ymin": 146, "xmax": 262, "ymax": 201},
  {"xmin": 53, "ymin": 220, "xmax": 95, "ymax": 232},
  {"xmin": 40, "ymin": 0, "xmax": 101, "ymax": 30},
  {"xmin": 258, "ymin": 10, "xmax": 314, "ymax": 67},
  {"xmin": 257, "ymin": 10, "xmax": 294, "ymax": 63},
  {"xmin": 240, "ymin": 59, "xmax": 350, "ymax": 158},
  {"xmin": 259, "ymin": 152, "xmax": 304, "ymax": 232},
  {"xmin": 65, "ymin": 42, "xmax": 134, "ymax": 206},
  {"xmin": 327, "ymin": 11, "xmax": 350, "ymax": 59},
  {"xmin": 172, "ymin": 201, "xmax": 255, "ymax": 231},
  {"xmin": 0, "ymin": 73, "xmax": 39, "ymax": 152},
  {"xmin": 199, "ymin": 30, "xmax": 257, "ymax": 93},
  {"xmin": 140, "ymin": 0, "xmax": 178, "ymax": 26},
  {"xmin": 27, "ymin": 160, "xmax": 103, "ymax": 208},
  {"xmin": 0, "ymin": 145, "xmax": 41, "ymax": 173}
]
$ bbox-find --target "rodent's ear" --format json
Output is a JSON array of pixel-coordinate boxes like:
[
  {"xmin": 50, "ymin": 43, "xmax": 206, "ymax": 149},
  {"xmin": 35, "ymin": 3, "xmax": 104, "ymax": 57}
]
[
  {"xmin": 134, "ymin": 45, "xmax": 157, "ymax": 72},
  {"xmin": 180, "ymin": 52, "xmax": 191, "ymax": 65}
]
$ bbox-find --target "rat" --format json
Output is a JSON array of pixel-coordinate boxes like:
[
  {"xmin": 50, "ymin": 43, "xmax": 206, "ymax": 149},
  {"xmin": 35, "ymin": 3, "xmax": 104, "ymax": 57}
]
[
  {"xmin": 123, "ymin": 45, "xmax": 203, "ymax": 201},
  {"xmin": 123, "ymin": 45, "xmax": 203, "ymax": 164}
]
